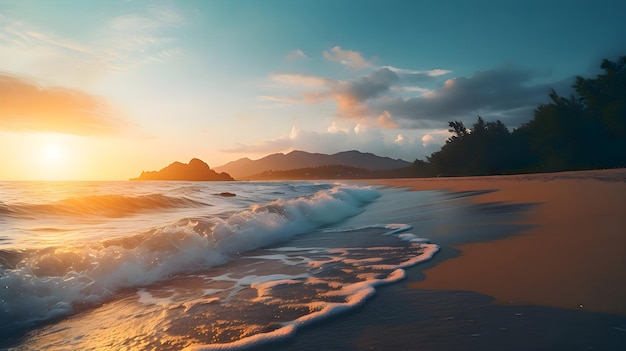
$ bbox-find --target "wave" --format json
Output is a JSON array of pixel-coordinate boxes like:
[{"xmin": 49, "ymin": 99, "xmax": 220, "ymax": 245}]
[
  {"xmin": 0, "ymin": 184, "xmax": 380, "ymax": 335},
  {"xmin": 5, "ymin": 193, "xmax": 210, "ymax": 219}
]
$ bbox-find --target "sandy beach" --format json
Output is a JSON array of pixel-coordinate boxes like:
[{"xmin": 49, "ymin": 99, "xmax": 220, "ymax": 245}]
[
  {"xmin": 257, "ymin": 169, "xmax": 626, "ymax": 351},
  {"xmin": 366, "ymin": 168, "xmax": 626, "ymax": 316}
]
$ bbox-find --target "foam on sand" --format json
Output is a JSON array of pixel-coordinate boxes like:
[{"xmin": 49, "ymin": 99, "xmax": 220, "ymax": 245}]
[{"xmin": 185, "ymin": 227, "xmax": 438, "ymax": 350}]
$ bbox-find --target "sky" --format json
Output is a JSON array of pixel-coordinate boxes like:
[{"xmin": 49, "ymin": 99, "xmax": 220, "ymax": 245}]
[{"xmin": 1, "ymin": 0, "xmax": 625, "ymax": 180}]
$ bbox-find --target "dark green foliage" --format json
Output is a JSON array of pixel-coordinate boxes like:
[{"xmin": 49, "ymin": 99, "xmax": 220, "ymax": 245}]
[
  {"xmin": 447, "ymin": 120, "xmax": 468, "ymax": 142},
  {"xmin": 517, "ymin": 55, "xmax": 626, "ymax": 171},
  {"xmin": 427, "ymin": 116, "xmax": 513, "ymax": 176}
]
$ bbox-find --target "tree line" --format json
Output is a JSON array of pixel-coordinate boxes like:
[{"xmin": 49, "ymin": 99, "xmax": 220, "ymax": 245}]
[
  {"xmin": 246, "ymin": 164, "xmax": 418, "ymax": 180},
  {"xmin": 411, "ymin": 55, "xmax": 626, "ymax": 177}
]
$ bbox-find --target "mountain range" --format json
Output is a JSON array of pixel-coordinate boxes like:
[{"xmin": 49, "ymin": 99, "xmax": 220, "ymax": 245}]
[{"xmin": 214, "ymin": 150, "xmax": 411, "ymax": 179}]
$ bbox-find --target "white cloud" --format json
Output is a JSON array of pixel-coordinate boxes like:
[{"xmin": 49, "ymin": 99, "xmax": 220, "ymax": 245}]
[
  {"xmin": 289, "ymin": 126, "xmax": 299, "ymax": 139},
  {"xmin": 257, "ymin": 95, "xmax": 299, "ymax": 108},
  {"xmin": 102, "ymin": 6, "xmax": 183, "ymax": 69},
  {"xmin": 327, "ymin": 121, "xmax": 350, "ymax": 134},
  {"xmin": 421, "ymin": 130, "xmax": 450, "ymax": 148},
  {"xmin": 353, "ymin": 123, "xmax": 365, "ymax": 134},
  {"xmin": 0, "ymin": 6, "xmax": 183, "ymax": 87},
  {"xmin": 286, "ymin": 48, "xmax": 307, "ymax": 61},
  {"xmin": 421, "ymin": 134, "xmax": 434, "ymax": 147},
  {"xmin": 383, "ymin": 65, "xmax": 452, "ymax": 77},
  {"xmin": 323, "ymin": 46, "xmax": 371, "ymax": 69},
  {"xmin": 271, "ymin": 73, "xmax": 334, "ymax": 87},
  {"xmin": 391, "ymin": 86, "xmax": 434, "ymax": 96}
]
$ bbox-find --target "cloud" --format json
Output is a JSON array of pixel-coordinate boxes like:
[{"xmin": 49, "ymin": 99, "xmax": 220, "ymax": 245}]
[
  {"xmin": 98, "ymin": 6, "xmax": 184, "ymax": 70},
  {"xmin": 421, "ymin": 130, "xmax": 449, "ymax": 148},
  {"xmin": 286, "ymin": 49, "xmax": 307, "ymax": 61},
  {"xmin": 343, "ymin": 68, "xmax": 398, "ymax": 101},
  {"xmin": 383, "ymin": 65, "xmax": 452, "ymax": 78},
  {"xmin": 271, "ymin": 48, "xmax": 564, "ymax": 131},
  {"xmin": 377, "ymin": 111, "xmax": 398, "ymax": 128},
  {"xmin": 302, "ymin": 67, "xmax": 399, "ymax": 119},
  {"xmin": 391, "ymin": 86, "xmax": 434, "ymax": 96},
  {"xmin": 271, "ymin": 73, "xmax": 334, "ymax": 87},
  {"xmin": 323, "ymin": 46, "xmax": 371, "ymax": 69},
  {"xmin": 421, "ymin": 134, "xmax": 434, "ymax": 147},
  {"xmin": 0, "ymin": 6, "xmax": 183, "ymax": 86},
  {"xmin": 256, "ymin": 95, "xmax": 300, "ymax": 108},
  {"xmin": 0, "ymin": 73, "xmax": 127, "ymax": 135},
  {"xmin": 265, "ymin": 68, "xmax": 398, "ymax": 121},
  {"xmin": 379, "ymin": 65, "xmax": 568, "ymax": 128}
]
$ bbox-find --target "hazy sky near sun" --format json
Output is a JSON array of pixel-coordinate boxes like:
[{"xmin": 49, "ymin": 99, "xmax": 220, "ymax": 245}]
[{"xmin": 1, "ymin": 0, "xmax": 625, "ymax": 180}]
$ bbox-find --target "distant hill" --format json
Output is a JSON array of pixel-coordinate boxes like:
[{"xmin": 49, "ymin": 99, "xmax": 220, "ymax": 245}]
[
  {"xmin": 214, "ymin": 150, "xmax": 411, "ymax": 179},
  {"xmin": 132, "ymin": 158, "xmax": 234, "ymax": 181}
]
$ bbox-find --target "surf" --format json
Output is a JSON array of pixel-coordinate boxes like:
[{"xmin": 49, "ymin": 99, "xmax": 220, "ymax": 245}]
[{"xmin": 0, "ymin": 184, "xmax": 381, "ymax": 336}]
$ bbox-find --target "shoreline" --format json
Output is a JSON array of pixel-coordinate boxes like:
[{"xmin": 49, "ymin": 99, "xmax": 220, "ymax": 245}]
[{"xmin": 363, "ymin": 168, "xmax": 626, "ymax": 316}]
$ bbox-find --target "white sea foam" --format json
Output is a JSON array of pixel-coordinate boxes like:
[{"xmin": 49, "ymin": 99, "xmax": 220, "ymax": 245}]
[
  {"xmin": 186, "ymin": 240, "xmax": 439, "ymax": 351},
  {"xmin": 398, "ymin": 232, "xmax": 431, "ymax": 243}
]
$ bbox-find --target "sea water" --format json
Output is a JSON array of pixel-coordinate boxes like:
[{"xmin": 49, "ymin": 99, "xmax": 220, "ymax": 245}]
[{"xmin": 0, "ymin": 181, "xmax": 439, "ymax": 350}]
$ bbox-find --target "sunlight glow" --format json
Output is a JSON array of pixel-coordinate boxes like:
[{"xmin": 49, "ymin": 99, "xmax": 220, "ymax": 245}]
[
  {"xmin": 34, "ymin": 137, "xmax": 73, "ymax": 180},
  {"xmin": 41, "ymin": 143, "xmax": 65, "ymax": 164}
]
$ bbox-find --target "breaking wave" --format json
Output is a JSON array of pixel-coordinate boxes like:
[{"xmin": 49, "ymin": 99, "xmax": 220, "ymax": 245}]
[{"xmin": 0, "ymin": 185, "xmax": 380, "ymax": 335}]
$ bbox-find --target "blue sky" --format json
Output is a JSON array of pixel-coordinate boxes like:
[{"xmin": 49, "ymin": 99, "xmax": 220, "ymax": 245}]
[{"xmin": 1, "ymin": 0, "xmax": 625, "ymax": 179}]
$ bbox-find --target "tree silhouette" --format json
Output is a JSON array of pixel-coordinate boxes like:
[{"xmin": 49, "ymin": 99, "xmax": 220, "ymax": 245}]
[
  {"xmin": 415, "ymin": 55, "xmax": 626, "ymax": 177},
  {"xmin": 518, "ymin": 55, "xmax": 626, "ymax": 170},
  {"xmin": 447, "ymin": 120, "xmax": 468, "ymax": 142},
  {"xmin": 427, "ymin": 116, "xmax": 513, "ymax": 176}
]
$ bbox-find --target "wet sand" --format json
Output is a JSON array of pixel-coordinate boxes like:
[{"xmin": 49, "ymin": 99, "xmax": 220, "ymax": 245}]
[{"xmin": 366, "ymin": 168, "xmax": 626, "ymax": 316}]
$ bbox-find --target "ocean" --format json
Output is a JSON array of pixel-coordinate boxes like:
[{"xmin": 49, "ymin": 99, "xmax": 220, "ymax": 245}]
[{"xmin": 0, "ymin": 181, "xmax": 440, "ymax": 350}]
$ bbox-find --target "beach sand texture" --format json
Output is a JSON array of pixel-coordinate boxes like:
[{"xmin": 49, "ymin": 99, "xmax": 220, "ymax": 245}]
[{"xmin": 367, "ymin": 169, "xmax": 626, "ymax": 316}]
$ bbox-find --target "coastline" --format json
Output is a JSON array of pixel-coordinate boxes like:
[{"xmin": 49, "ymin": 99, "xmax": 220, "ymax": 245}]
[
  {"xmin": 364, "ymin": 168, "xmax": 626, "ymax": 316},
  {"xmin": 5, "ymin": 172, "xmax": 625, "ymax": 350}
]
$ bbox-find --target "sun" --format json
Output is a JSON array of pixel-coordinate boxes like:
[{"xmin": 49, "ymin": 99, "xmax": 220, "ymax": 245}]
[
  {"xmin": 42, "ymin": 143, "xmax": 64, "ymax": 164},
  {"xmin": 34, "ymin": 137, "xmax": 75, "ymax": 180}
]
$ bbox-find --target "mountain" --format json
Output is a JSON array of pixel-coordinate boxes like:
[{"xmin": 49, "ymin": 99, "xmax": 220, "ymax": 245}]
[
  {"xmin": 132, "ymin": 158, "xmax": 234, "ymax": 181},
  {"xmin": 214, "ymin": 150, "xmax": 411, "ymax": 179}
]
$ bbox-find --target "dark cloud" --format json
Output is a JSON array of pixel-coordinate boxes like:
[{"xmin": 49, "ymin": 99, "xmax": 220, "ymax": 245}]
[
  {"xmin": 348, "ymin": 67, "xmax": 398, "ymax": 101},
  {"xmin": 0, "ymin": 73, "xmax": 126, "ymax": 135},
  {"xmin": 305, "ymin": 67, "xmax": 398, "ymax": 119},
  {"xmin": 275, "ymin": 63, "xmax": 572, "ymax": 130},
  {"xmin": 378, "ymin": 65, "xmax": 572, "ymax": 128}
]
